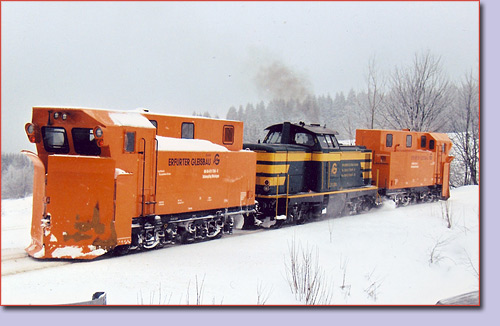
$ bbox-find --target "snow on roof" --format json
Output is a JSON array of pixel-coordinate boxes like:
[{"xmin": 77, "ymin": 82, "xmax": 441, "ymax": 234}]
[
  {"xmin": 156, "ymin": 136, "xmax": 229, "ymax": 152},
  {"xmin": 108, "ymin": 112, "xmax": 156, "ymax": 129}
]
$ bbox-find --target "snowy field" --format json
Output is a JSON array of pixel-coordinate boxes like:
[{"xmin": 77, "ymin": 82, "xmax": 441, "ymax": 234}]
[{"xmin": 1, "ymin": 186, "xmax": 479, "ymax": 305}]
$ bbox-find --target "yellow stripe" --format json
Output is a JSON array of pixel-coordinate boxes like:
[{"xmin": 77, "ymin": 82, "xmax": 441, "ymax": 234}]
[
  {"xmin": 312, "ymin": 152, "xmax": 370, "ymax": 162},
  {"xmin": 256, "ymin": 151, "xmax": 311, "ymax": 162},
  {"xmin": 256, "ymin": 164, "xmax": 290, "ymax": 174},
  {"xmin": 256, "ymin": 164, "xmax": 289, "ymax": 175},
  {"xmin": 360, "ymin": 162, "xmax": 372, "ymax": 169},
  {"xmin": 256, "ymin": 186, "xmax": 378, "ymax": 199},
  {"xmin": 312, "ymin": 152, "xmax": 341, "ymax": 162}
]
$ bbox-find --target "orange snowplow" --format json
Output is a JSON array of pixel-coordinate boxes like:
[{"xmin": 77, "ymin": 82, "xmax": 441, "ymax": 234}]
[{"xmin": 24, "ymin": 107, "xmax": 255, "ymax": 259}]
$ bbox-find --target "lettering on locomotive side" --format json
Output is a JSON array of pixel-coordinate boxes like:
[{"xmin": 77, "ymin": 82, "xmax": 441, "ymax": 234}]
[
  {"xmin": 202, "ymin": 168, "xmax": 220, "ymax": 179},
  {"xmin": 411, "ymin": 154, "xmax": 433, "ymax": 161},
  {"xmin": 168, "ymin": 158, "xmax": 191, "ymax": 166},
  {"xmin": 168, "ymin": 154, "xmax": 221, "ymax": 167}
]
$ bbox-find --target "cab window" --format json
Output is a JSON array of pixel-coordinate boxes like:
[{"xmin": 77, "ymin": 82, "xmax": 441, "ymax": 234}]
[
  {"xmin": 124, "ymin": 132, "xmax": 136, "ymax": 153},
  {"xmin": 263, "ymin": 131, "xmax": 282, "ymax": 144},
  {"xmin": 181, "ymin": 122, "xmax": 194, "ymax": 139},
  {"xmin": 72, "ymin": 128, "xmax": 101, "ymax": 156},
  {"xmin": 294, "ymin": 132, "xmax": 315, "ymax": 146},
  {"xmin": 318, "ymin": 134, "xmax": 338, "ymax": 149},
  {"xmin": 406, "ymin": 135, "xmax": 412, "ymax": 148},
  {"xmin": 421, "ymin": 136, "xmax": 427, "ymax": 148},
  {"xmin": 223, "ymin": 125, "xmax": 234, "ymax": 144},
  {"xmin": 42, "ymin": 127, "xmax": 69, "ymax": 153},
  {"xmin": 386, "ymin": 134, "xmax": 393, "ymax": 147},
  {"xmin": 318, "ymin": 135, "xmax": 330, "ymax": 149}
]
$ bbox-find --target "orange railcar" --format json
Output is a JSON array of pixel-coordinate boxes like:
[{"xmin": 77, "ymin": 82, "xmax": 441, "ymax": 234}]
[
  {"xmin": 24, "ymin": 107, "xmax": 255, "ymax": 259},
  {"xmin": 356, "ymin": 129, "xmax": 454, "ymax": 205}
]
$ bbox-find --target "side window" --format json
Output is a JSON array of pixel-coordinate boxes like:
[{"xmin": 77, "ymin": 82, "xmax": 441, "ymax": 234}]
[
  {"xmin": 124, "ymin": 132, "xmax": 136, "ymax": 153},
  {"xmin": 149, "ymin": 120, "xmax": 158, "ymax": 129},
  {"xmin": 421, "ymin": 136, "xmax": 427, "ymax": 148},
  {"xmin": 429, "ymin": 140, "xmax": 435, "ymax": 150},
  {"xmin": 223, "ymin": 125, "xmax": 234, "ymax": 145},
  {"xmin": 406, "ymin": 135, "xmax": 412, "ymax": 148},
  {"xmin": 318, "ymin": 135, "xmax": 330, "ymax": 149},
  {"xmin": 329, "ymin": 135, "xmax": 339, "ymax": 149},
  {"xmin": 294, "ymin": 132, "xmax": 314, "ymax": 146},
  {"xmin": 386, "ymin": 134, "xmax": 393, "ymax": 147},
  {"xmin": 181, "ymin": 122, "xmax": 194, "ymax": 139}
]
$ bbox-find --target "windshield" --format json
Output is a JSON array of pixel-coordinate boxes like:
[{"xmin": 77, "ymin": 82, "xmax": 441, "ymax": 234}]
[
  {"xmin": 72, "ymin": 128, "xmax": 101, "ymax": 155},
  {"xmin": 318, "ymin": 134, "xmax": 339, "ymax": 149},
  {"xmin": 42, "ymin": 127, "xmax": 69, "ymax": 153},
  {"xmin": 263, "ymin": 131, "xmax": 282, "ymax": 144}
]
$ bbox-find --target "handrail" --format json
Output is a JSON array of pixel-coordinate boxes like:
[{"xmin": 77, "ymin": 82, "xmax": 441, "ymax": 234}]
[{"xmin": 140, "ymin": 138, "xmax": 146, "ymax": 217}]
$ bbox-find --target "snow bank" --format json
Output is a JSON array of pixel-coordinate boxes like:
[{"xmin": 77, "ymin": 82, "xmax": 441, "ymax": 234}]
[{"xmin": 156, "ymin": 136, "xmax": 229, "ymax": 152}]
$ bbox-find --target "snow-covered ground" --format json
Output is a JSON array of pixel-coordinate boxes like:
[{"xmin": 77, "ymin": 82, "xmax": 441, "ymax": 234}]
[{"xmin": 1, "ymin": 186, "xmax": 479, "ymax": 305}]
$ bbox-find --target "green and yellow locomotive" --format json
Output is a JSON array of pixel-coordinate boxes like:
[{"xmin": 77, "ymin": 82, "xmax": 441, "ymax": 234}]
[{"xmin": 243, "ymin": 122, "xmax": 378, "ymax": 228}]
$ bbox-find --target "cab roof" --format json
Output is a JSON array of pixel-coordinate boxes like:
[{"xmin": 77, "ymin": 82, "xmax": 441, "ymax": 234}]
[{"xmin": 265, "ymin": 122, "xmax": 339, "ymax": 135}]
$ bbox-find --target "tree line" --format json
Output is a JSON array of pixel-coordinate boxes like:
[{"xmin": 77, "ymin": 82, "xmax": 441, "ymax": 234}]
[
  {"xmin": 225, "ymin": 52, "xmax": 479, "ymax": 187},
  {"xmin": 2, "ymin": 153, "xmax": 33, "ymax": 199}
]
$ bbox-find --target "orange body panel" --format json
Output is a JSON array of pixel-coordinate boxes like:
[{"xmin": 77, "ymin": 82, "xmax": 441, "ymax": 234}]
[
  {"xmin": 356, "ymin": 129, "xmax": 454, "ymax": 199},
  {"xmin": 155, "ymin": 150, "xmax": 256, "ymax": 216}
]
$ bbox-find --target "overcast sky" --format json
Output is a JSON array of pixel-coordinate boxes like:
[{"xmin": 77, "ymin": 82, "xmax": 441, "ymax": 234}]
[{"xmin": 1, "ymin": 1, "xmax": 479, "ymax": 153}]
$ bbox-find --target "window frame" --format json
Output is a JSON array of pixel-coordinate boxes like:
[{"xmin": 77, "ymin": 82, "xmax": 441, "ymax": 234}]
[
  {"xmin": 386, "ymin": 134, "xmax": 393, "ymax": 147},
  {"xmin": 406, "ymin": 135, "xmax": 412, "ymax": 148},
  {"xmin": 223, "ymin": 125, "xmax": 235, "ymax": 145},
  {"xmin": 41, "ymin": 126, "xmax": 70, "ymax": 154},
  {"xmin": 71, "ymin": 128, "xmax": 101, "ymax": 156},
  {"xmin": 181, "ymin": 122, "xmax": 195, "ymax": 139},
  {"xmin": 420, "ymin": 135, "xmax": 427, "ymax": 148},
  {"xmin": 124, "ymin": 131, "xmax": 136, "ymax": 153}
]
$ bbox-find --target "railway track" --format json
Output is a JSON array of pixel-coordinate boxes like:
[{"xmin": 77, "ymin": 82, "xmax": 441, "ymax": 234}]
[
  {"xmin": 0, "ymin": 225, "xmax": 264, "ymax": 277},
  {"xmin": 1, "ymin": 248, "xmax": 72, "ymax": 277}
]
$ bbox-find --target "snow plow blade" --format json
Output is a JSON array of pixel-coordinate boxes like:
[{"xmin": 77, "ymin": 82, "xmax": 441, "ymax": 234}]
[{"xmin": 24, "ymin": 153, "xmax": 117, "ymax": 260}]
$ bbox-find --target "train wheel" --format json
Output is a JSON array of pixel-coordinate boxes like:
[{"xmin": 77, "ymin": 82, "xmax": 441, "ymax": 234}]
[{"xmin": 401, "ymin": 195, "xmax": 411, "ymax": 206}]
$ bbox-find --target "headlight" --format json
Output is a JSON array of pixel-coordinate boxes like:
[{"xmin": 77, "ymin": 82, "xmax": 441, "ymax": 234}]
[
  {"xmin": 25, "ymin": 123, "xmax": 40, "ymax": 143},
  {"xmin": 26, "ymin": 123, "xmax": 35, "ymax": 134},
  {"xmin": 53, "ymin": 112, "xmax": 60, "ymax": 119},
  {"xmin": 95, "ymin": 127, "xmax": 103, "ymax": 138},
  {"xmin": 263, "ymin": 180, "xmax": 270, "ymax": 192}
]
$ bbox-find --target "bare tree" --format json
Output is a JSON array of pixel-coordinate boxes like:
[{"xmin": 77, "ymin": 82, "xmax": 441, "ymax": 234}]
[
  {"xmin": 450, "ymin": 70, "xmax": 479, "ymax": 186},
  {"xmin": 384, "ymin": 51, "xmax": 452, "ymax": 131},
  {"xmin": 359, "ymin": 56, "xmax": 385, "ymax": 129}
]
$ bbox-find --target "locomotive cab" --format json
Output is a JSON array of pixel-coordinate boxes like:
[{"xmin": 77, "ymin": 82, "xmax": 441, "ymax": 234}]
[{"xmin": 24, "ymin": 107, "xmax": 158, "ymax": 259}]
